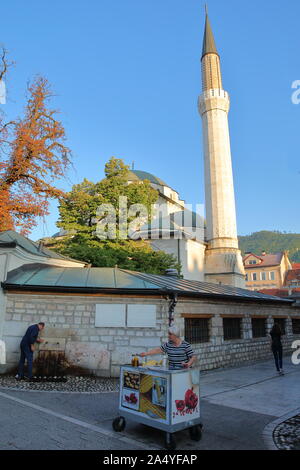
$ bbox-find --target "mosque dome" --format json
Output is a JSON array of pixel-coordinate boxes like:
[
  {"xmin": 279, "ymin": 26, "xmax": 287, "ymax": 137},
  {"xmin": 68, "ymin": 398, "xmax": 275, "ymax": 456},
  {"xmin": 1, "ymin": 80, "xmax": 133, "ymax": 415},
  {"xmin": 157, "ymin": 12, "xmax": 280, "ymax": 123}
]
[{"xmin": 127, "ymin": 170, "xmax": 168, "ymax": 187}]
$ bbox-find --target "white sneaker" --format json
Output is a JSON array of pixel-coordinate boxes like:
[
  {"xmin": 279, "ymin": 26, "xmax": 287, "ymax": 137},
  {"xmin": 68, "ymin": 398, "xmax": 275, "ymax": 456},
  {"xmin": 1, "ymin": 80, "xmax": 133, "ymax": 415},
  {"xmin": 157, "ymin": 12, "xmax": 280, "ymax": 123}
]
[{"xmin": 280, "ymin": 369, "xmax": 284, "ymax": 375}]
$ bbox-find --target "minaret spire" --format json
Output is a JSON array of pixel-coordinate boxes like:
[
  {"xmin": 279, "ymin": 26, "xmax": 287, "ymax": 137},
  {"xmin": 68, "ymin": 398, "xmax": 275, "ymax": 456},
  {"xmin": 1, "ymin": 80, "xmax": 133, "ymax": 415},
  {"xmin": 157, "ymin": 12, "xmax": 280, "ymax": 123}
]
[
  {"xmin": 202, "ymin": 8, "xmax": 218, "ymax": 59},
  {"xmin": 201, "ymin": 11, "xmax": 222, "ymax": 91},
  {"xmin": 198, "ymin": 11, "xmax": 245, "ymax": 288}
]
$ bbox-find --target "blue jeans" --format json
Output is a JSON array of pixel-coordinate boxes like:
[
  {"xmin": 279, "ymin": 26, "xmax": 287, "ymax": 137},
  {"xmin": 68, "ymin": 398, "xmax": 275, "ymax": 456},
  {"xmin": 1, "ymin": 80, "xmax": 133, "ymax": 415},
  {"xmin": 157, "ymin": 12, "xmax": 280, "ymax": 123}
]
[
  {"xmin": 18, "ymin": 345, "xmax": 33, "ymax": 378},
  {"xmin": 272, "ymin": 345, "xmax": 283, "ymax": 372}
]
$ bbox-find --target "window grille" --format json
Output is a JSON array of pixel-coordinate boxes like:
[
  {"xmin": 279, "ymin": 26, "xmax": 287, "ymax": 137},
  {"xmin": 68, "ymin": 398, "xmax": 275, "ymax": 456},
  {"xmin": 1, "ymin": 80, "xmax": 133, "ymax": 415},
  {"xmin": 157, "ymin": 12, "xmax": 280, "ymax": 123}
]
[
  {"xmin": 251, "ymin": 318, "xmax": 266, "ymax": 338},
  {"xmin": 184, "ymin": 318, "xmax": 210, "ymax": 344},
  {"xmin": 223, "ymin": 318, "xmax": 242, "ymax": 340}
]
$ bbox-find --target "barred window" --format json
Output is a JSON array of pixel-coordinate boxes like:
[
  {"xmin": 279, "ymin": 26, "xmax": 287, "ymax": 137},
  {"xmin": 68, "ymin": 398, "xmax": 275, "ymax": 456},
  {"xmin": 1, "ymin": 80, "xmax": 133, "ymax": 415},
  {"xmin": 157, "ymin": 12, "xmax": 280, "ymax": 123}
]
[
  {"xmin": 251, "ymin": 318, "xmax": 266, "ymax": 338},
  {"xmin": 184, "ymin": 318, "xmax": 210, "ymax": 344},
  {"xmin": 223, "ymin": 318, "xmax": 242, "ymax": 340},
  {"xmin": 292, "ymin": 319, "xmax": 300, "ymax": 335},
  {"xmin": 273, "ymin": 318, "xmax": 286, "ymax": 335}
]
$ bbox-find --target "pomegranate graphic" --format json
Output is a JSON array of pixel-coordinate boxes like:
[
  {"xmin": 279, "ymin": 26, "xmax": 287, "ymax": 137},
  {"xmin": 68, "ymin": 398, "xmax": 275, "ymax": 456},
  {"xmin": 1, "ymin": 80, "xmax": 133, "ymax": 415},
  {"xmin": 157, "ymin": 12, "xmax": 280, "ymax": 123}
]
[
  {"xmin": 124, "ymin": 393, "xmax": 138, "ymax": 405},
  {"xmin": 129, "ymin": 393, "xmax": 138, "ymax": 404},
  {"xmin": 184, "ymin": 388, "xmax": 198, "ymax": 410},
  {"xmin": 175, "ymin": 400, "xmax": 185, "ymax": 416},
  {"xmin": 175, "ymin": 400, "xmax": 185, "ymax": 413}
]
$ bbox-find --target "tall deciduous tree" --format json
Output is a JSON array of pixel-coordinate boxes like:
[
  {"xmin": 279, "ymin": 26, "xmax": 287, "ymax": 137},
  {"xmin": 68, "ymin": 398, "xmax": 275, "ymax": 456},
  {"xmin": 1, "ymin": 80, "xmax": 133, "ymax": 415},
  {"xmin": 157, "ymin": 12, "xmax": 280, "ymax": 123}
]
[
  {"xmin": 52, "ymin": 157, "xmax": 180, "ymax": 275},
  {"xmin": 57, "ymin": 156, "xmax": 158, "ymax": 238},
  {"xmin": 0, "ymin": 48, "xmax": 71, "ymax": 234}
]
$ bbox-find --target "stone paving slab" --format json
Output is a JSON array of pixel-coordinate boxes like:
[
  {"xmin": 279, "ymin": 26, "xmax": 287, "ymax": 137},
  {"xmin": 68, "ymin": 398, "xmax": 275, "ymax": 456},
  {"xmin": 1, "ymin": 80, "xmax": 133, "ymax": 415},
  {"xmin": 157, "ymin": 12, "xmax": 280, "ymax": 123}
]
[
  {"xmin": 0, "ymin": 358, "xmax": 299, "ymax": 450},
  {"xmin": 0, "ymin": 390, "xmax": 148, "ymax": 450},
  {"xmin": 0, "ymin": 388, "xmax": 273, "ymax": 450},
  {"xmin": 201, "ymin": 362, "xmax": 300, "ymax": 417}
]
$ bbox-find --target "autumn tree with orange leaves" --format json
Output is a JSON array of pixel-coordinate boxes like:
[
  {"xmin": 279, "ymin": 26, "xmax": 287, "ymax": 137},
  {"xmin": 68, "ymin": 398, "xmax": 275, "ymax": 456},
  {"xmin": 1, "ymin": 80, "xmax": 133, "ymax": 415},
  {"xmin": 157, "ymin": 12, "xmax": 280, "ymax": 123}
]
[{"xmin": 0, "ymin": 47, "xmax": 71, "ymax": 235}]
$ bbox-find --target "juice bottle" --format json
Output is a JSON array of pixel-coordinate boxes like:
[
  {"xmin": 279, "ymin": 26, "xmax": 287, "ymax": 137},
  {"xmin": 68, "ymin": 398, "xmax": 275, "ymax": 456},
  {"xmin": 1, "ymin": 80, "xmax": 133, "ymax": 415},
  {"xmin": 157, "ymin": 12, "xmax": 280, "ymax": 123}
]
[{"xmin": 131, "ymin": 354, "xmax": 139, "ymax": 367}]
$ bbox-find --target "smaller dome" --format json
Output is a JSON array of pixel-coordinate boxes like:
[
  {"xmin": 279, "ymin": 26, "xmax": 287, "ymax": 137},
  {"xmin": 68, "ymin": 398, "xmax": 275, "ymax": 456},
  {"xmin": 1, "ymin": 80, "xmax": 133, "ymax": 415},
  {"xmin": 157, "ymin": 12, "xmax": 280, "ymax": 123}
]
[{"xmin": 127, "ymin": 170, "xmax": 168, "ymax": 187}]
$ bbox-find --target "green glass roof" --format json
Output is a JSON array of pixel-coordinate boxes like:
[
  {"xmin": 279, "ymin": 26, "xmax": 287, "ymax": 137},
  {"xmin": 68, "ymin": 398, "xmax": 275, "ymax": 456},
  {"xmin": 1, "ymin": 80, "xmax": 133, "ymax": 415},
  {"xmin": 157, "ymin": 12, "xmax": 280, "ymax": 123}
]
[{"xmin": 2, "ymin": 263, "xmax": 293, "ymax": 304}]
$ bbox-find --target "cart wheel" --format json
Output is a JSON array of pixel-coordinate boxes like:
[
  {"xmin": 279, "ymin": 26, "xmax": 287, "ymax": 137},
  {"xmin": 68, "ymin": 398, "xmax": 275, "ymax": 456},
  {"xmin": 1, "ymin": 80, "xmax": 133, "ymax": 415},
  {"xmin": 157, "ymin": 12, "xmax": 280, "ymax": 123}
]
[
  {"xmin": 189, "ymin": 424, "xmax": 203, "ymax": 441},
  {"xmin": 112, "ymin": 416, "xmax": 126, "ymax": 432},
  {"xmin": 165, "ymin": 432, "xmax": 176, "ymax": 450}
]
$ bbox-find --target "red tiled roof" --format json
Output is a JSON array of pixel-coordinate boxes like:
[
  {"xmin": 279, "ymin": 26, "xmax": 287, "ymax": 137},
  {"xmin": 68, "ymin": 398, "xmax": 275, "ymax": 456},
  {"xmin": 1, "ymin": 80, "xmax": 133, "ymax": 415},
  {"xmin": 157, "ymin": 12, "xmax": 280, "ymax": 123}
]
[
  {"xmin": 285, "ymin": 268, "xmax": 300, "ymax": 283},
  {"xmin": 259, "ymin": 287, "xmax": 300, "ymax": 297},
  {"xmin": 258, "ymin": 289, "xmax": 289, "ymax": 297},
  {"xmin": 243, "ymin": 252, "xmax": 283, "ymax": 268}
]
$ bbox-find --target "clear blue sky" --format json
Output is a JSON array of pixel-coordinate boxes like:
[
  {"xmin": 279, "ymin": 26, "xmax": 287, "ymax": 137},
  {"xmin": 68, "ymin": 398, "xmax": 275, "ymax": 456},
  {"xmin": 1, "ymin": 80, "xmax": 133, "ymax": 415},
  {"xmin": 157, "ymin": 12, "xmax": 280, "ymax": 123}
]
[{"xmin": 1, "ymin": 0, "xmax": 300, "ymax": 241}]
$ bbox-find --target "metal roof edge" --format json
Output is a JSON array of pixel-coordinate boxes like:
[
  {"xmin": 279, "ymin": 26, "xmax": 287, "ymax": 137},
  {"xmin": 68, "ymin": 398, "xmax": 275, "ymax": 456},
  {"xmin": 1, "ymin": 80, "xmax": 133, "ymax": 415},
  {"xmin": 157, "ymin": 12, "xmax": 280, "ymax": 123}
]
[
  {"xmin": 0, "ymin": 230, "xmax": 84, "ymax": 264},
  {"xmin": 1, "ymin": 282, "xmax": 294, "ymax": 304}
]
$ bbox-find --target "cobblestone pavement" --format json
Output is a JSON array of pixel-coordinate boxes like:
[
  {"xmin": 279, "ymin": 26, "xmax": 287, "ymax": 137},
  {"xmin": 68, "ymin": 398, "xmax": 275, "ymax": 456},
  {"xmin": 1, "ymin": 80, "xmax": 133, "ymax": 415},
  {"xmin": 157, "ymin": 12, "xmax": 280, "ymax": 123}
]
[
  {"xmin": 0, "ymin": 374, "xmax": 119, "ymax": 392},
  {"xmin": 273, "ymin": 414, "xmax": 300, "ymax": 450}
]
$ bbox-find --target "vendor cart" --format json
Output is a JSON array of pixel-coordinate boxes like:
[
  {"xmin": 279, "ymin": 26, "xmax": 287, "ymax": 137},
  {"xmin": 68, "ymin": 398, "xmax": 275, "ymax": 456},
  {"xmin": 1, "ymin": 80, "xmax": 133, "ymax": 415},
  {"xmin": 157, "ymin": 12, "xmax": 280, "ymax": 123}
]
[{"xmin": 112, "ymin": 364, "xmax": 202, "ymax": 450}]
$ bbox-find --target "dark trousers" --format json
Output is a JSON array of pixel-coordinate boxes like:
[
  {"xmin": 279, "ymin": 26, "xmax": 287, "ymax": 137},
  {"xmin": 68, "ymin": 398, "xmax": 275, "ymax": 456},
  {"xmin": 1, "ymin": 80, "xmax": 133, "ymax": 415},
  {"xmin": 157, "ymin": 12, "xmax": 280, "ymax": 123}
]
[
  {"xmin": 272, "ymin": 345, "xmax": 283, "ymax": 371},
  {"xmin": 18, "ymin": 345, "xmax": 33, "ymax": 378}
]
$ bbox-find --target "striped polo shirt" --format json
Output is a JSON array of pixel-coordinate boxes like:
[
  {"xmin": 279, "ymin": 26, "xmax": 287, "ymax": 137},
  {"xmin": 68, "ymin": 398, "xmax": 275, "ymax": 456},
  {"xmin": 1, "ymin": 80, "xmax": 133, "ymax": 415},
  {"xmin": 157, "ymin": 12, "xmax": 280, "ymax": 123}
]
[{"xmin": 160, "ymin": 340, "xmax": 194, "ymax": 369}]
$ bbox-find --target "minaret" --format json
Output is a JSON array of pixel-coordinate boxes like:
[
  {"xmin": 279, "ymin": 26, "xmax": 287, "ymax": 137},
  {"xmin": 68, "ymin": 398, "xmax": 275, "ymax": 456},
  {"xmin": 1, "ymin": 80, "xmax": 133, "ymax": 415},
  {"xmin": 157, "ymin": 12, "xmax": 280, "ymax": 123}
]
[{"xmin": 198, "ymin": 11, "xmax": 245, "ymax": 287}]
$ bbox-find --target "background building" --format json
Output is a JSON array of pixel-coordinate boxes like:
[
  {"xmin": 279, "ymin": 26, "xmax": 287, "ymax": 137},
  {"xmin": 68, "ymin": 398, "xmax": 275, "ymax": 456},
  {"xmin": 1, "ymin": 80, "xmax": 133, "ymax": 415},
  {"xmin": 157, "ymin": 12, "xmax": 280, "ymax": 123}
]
[{"xmin": 243, "ymin": 251, "xmax": 292, "ymax": 291}]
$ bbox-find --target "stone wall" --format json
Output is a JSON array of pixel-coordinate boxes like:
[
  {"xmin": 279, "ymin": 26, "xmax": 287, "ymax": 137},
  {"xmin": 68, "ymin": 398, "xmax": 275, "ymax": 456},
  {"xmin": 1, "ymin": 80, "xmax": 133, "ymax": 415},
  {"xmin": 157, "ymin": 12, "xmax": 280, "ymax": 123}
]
[
  {"xmin": 176, "ymin": 298, "xmax": 300, "ymax": 370},
  {"xmin": 2, "ymin": 292, "xmax": 300, "ymax": 377},
  {"xmin": 2, "ymin": 294, "xmax": 168, "ymax": 377}
]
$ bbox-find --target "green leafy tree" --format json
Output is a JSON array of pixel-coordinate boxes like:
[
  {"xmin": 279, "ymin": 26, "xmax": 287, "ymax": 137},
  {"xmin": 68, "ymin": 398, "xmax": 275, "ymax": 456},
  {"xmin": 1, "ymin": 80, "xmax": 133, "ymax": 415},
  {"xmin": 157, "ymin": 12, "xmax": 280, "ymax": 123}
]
[
  {"xmin": 53, "ymin": 157, "xmax": 180, "ymax": 275},
  {"xmin": 57, "ymin": 178, "xmax": 103, "ymax": 236},
  {"xmin": 48, "ymin": 237, "xmax": 179, "ymax": 275}
]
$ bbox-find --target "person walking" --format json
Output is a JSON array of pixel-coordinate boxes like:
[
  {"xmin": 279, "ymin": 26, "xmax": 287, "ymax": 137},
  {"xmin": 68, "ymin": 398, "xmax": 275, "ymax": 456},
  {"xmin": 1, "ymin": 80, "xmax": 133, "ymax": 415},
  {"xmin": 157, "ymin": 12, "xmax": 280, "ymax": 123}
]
[
  {"xmin": 270, "ymin": 322, "xmax": 284, "ymax": 375},
  {"xmin": 16, "ymin": 322, "xmax": 45, "ymax": 380}
]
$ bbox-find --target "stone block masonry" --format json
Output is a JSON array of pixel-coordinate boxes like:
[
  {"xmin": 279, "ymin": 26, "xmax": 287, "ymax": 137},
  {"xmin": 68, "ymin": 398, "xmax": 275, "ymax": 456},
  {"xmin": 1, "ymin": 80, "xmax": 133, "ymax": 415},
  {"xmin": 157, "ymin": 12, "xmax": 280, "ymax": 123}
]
[
  {"xmin": 1, "ymin": 293, "xmax": 300, "ymax": 377},
  {"xmin": 2, "ymin": 294, "xmax": 167, "ymax": 377}
]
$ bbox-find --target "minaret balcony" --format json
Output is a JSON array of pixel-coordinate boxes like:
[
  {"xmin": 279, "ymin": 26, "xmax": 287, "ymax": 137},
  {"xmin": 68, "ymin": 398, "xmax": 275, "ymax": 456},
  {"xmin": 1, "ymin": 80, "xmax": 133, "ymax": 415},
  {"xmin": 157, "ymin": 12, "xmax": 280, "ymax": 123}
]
[{"xmin": 198, "ymin": 89, "xmax": 230, "ymax": 115}]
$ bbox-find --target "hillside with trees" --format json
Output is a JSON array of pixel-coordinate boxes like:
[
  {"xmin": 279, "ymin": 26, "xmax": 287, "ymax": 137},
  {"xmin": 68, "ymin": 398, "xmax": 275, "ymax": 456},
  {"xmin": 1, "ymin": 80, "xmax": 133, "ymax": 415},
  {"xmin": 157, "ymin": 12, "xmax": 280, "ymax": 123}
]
[{"xmin": 238, "ymin": 231, "xmax": 300, "ymax": 263}]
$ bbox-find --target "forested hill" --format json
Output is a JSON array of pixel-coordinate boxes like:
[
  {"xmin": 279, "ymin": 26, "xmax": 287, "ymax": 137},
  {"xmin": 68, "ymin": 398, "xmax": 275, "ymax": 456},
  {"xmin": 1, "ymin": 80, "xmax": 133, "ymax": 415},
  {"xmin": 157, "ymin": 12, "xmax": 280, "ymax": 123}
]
[{"xmin": 238, "ymin": 231, "xmax": 300, "ymax": 263}]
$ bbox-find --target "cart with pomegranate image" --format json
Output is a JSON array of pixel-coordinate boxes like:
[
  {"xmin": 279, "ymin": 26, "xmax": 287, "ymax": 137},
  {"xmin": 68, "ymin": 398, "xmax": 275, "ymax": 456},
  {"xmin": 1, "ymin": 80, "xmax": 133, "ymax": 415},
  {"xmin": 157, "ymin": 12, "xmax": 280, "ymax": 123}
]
[{"xmin": 112, "ymin": 365, "xmax": 202, "ymax": 450}]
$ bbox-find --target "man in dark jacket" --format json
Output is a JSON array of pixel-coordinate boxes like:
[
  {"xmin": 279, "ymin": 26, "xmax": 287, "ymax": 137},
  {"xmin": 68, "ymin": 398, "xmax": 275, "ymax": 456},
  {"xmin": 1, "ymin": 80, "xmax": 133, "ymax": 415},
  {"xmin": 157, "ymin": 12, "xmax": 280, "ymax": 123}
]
[{"xmin": 16, "ymin": 322, "xmax": 45, "ymax": 380}]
